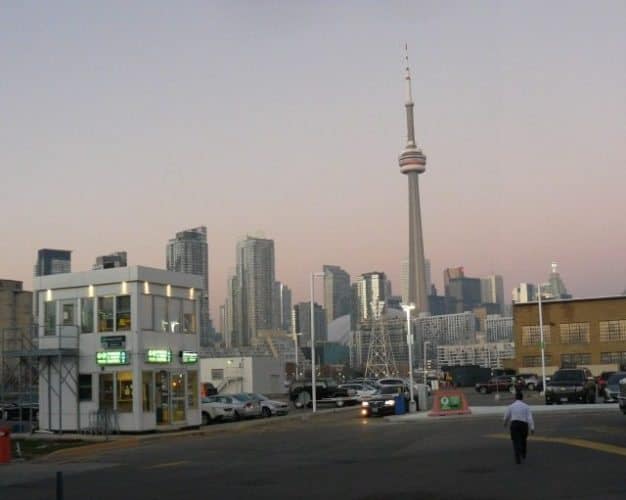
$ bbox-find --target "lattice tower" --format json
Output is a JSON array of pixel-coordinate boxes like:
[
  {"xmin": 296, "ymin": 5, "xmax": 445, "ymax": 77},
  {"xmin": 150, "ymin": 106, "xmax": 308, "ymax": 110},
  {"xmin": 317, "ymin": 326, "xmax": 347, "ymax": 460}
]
[{"xmin": 364, "ymin": 301, "xmax": 399, "ymax": 378}]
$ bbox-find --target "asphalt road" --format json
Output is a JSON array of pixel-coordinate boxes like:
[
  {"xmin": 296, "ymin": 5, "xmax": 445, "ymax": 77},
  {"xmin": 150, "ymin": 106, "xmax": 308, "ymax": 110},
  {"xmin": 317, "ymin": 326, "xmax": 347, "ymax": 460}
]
[{"xmin": 2, "ymin": 406, "xmax": 626, "ymax": 500}]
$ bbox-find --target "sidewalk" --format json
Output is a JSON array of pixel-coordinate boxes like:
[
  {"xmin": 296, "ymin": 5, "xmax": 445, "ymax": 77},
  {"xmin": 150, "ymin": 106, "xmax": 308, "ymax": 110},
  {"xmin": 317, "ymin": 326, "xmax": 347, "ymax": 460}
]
[{"xmin": 387, "ymin": 403, "xmax": 619, "ymax": 422}]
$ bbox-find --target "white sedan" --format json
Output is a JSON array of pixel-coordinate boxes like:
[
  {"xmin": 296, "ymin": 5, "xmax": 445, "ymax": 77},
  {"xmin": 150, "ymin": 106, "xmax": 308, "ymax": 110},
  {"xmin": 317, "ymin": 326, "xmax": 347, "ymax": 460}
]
[{"xmin": 200, "ymin": 395, "xmax": 236, "ymax": 425}]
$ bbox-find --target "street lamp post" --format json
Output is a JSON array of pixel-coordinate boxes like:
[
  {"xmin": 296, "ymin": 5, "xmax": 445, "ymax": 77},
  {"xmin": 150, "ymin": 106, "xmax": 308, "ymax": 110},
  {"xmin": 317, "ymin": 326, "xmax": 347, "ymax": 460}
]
[
  {"xmin": 401, "ymin": 303, "xmax": 416, "ymax": 413},
  {"xmin": 292, "ymin": 331, "xmax": 302, "ymax": 380},
  {"xmin": 538, "ymin": 283, "xmax": 547, "ymax": 396},
  {"xmin": 310, "ymin": 272, "xmax": 325, "ymax": 413}
]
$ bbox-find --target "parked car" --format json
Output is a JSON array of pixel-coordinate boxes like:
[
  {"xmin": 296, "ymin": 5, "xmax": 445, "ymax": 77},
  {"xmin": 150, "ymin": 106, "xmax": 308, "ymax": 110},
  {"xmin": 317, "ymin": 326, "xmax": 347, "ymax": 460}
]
[
  {"xmin": 360, "ymin": 385, "xmax": 412, "ymax": 417},
  {"xmin": 475, "ymin": 376, "xmax": 515, "ymax": 394},
  {"xmin": 200, "ymin": 395, "xmax": 236, "ymax": 425},
  {"xmin": 517, "ymin": 373, "xmax": 540, "ymax": 391},
  {"xmin": 229, "ymin": 393, "xmax": 263, "ymax": 419},
  {"xmin": 289, "ymin": 379, "xmax": 351, "ymax": 408},
  {"xmin": 246, "ymin": 393, "xmax": 289, "ymax": 418},
  {"xmin": 596, "ymin": 371, "xmax": 616, "ymax": 399},
  {"xmin": 545, "ymin": 368, "xmax": 597, "ymax": 404},
  {"xmin": 603, "ymin": 372, "xmax": 626, "ymax": 403},
  {"xmin": 619, "ymin": 378, "xmax": 626, "ymax": 415},
  {"xmin": 339, "ymin": 383, "xmax": 378, "ymax": 398}
]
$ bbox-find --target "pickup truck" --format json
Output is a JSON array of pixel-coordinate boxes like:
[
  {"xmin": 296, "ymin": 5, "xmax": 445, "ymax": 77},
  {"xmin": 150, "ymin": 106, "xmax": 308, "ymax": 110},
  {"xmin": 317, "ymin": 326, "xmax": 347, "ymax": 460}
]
[{"xmin": 289, "ymin": 379, "xmax": 356, "ymax": 408}]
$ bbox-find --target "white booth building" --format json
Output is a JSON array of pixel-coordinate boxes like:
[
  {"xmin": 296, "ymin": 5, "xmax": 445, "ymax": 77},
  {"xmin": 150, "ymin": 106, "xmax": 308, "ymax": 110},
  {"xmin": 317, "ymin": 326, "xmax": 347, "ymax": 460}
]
[{"xmin": 34, "ymin": 266, "xmax": 202, "ymax": 432}]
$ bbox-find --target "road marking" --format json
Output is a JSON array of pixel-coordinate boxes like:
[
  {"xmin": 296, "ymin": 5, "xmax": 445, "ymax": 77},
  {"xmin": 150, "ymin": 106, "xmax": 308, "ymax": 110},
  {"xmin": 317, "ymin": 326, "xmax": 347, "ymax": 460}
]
[
  {"xmin": 485, "ymin": 433, "xmax": 626, "ymax": 457},
  {"xmin": 145, "ymin": 460, "xmax": 190, "ymax": 469}
]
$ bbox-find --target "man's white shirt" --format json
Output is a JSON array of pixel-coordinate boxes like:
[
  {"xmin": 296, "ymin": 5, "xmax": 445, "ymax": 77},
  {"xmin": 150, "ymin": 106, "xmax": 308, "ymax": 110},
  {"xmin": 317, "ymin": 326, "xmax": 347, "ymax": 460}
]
[{"xmin": 503, "ymin": 400, "xmax": 535, "ymax": 431}]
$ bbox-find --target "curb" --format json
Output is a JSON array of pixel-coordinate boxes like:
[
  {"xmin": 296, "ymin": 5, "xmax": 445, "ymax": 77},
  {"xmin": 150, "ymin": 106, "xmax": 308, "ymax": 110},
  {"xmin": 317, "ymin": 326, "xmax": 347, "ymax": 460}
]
[{"xmin": 31, "ymin": 404, "xmax": 360, "ymax": 462}]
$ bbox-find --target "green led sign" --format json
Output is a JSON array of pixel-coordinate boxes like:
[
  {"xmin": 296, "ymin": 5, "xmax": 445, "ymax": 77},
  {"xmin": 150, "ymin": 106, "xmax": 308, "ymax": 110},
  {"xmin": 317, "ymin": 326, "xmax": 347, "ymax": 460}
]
[
  {"xmin": 146, "ymin": 349, "xmax": 172, "ymax": 363},
  {"xmin": 181, "ymin": 351, "xmax": 198, "ymax": 364},
  {"xmin": 96, "ymin": 351, "xmax": 129, "ymax": 366}
]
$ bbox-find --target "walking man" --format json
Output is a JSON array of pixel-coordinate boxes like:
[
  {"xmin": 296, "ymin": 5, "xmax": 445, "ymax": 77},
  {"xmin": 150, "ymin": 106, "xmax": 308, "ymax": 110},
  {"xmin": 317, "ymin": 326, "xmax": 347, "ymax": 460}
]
[{"xmin": 503, "ymin": 391, "xmax": 535, "ymax": 464}]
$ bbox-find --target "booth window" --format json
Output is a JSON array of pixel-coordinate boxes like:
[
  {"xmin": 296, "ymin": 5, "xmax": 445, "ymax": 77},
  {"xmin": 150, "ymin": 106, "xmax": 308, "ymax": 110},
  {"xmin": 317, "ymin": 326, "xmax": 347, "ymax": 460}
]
[
  {"xmin": 44, "ymin": 301, "xmax": 56, "ymax": 336},
  {"xmin": 168, "ymin": 298, "xmax": 182, "ymax": 333},
  {"xmin": 79, "ymin": 374, "xmax": 93, "ymax": 401},
  {"xmin": 116, "ymin": 371, "xmax": 133, "ymax": 412},
  {"xmin": 142, "ymin": 371, "xmax": 153, "ymax": 411},
  {"xmin": 98, "ymin": 297, "xmax": 114, "ymax": 332},
  {"xmin": 116, "ymin": 295, "xmax": 131, "ymax": 330},
  {"xmin": 141, "ymin": 295, "xmax": 153, "ymax": 330},
  {"xmin": 187, "ymin": 371, "xmax": 198, "ymax": 409},
  {"xmin": 81, "ymin": 298, "xmax": 94, "ymax": 333},
  {"xmin": 154, "ymin": 296, "xmax": 168, "ymax": 332},
  {"xmin": 99, "ymin": 373, "xmax": 114, "ymax": 409},
  {"xmin": 183, "ymin": 300, "xmax": 195, "ymax": 333}
]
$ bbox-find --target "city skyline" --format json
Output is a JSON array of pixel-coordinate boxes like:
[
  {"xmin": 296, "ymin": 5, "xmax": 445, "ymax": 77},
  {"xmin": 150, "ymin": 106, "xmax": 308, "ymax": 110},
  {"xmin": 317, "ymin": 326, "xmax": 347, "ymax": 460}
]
[{"xmin": 2, "ymin": 2, "xmax": 625, "ymax": 320}]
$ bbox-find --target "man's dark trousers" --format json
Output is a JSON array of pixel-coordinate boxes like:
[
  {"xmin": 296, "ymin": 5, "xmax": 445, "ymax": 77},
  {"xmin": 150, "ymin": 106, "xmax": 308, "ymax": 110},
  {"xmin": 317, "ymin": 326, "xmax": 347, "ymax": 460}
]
[{"xmin": 510, "ymin": 420, "xmax": 529, "ymax": 464}]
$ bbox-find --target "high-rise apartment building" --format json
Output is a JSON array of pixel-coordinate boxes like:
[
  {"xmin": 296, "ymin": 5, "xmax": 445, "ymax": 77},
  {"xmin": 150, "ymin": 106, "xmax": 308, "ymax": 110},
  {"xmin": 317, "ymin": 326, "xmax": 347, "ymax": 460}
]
[
  {"xmin": 93, "ymin": 251, "xmax": 127, "ymax": 270},
  {"xmin": 323, "ymin": 265, "xmax": 351, "ymax": 324},
  {"xmin": 34, "ymin": 249, "xmax": 71, "ymax": 277},
  {"xmin": 232, "ymin": 236, "xmax": 275, "ymax": 346},
  {"xmin": 166, "ymin": 226, "xmax": 212, "ymax": 346},
  {"xmin": 481, "ymin": 275, "xmax": 505, "ymax": 313},
  {"xmin": 512, "ymin": 283, "xmax": 537, "ymax": 303},
  {"xmin": 292, "ymin": 302, "xmax": 327, "ymax": 344},
  {"xmin": 447, "ymin": 277, "xmax": 482, "ymax": 313},
  {"xmin": 351, "ymin": 272, "xmax": 390, "ymax": 330},
  {"xmin": 273, "ymin": 282, "xmax": 292, "ymax": 332}
]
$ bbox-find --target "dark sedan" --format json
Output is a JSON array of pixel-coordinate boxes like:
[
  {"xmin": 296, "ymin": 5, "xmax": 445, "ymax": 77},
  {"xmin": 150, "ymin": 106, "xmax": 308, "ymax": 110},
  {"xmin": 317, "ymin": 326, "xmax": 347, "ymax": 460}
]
[{"xmin": 360, "ymin": 385, "xmax": 410, "ymax": 417}]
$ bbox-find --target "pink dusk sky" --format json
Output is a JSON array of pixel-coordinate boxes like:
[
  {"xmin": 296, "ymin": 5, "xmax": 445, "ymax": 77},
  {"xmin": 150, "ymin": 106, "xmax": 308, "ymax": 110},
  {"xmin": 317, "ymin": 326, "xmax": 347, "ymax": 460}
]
[{"xmin": 1, "ymin": 1, "xmax": 625, "ymax": 321}]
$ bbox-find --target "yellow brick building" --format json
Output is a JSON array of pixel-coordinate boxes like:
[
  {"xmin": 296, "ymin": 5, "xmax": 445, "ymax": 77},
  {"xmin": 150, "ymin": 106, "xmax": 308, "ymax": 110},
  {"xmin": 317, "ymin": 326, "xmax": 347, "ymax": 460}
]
[{"xmin": 513, "ymin": 296, "xmax": 626, "ymax": 376}]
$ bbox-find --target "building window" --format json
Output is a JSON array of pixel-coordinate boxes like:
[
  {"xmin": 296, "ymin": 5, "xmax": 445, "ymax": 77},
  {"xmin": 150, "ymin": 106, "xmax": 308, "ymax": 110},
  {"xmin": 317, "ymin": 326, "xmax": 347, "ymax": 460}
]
[
  {"xmin": 600, "ymin": 352, "xmax": 626, "ymax": 364},
  {"xmin": 521, "ymin": 325, "xmax": 551, "ymax": 346},
  {"xmin": 171, "ymin": 372, "xmax": 186, "ymax": 422},
  {"xmin": 183, "ymin": 300, "xmax": 195, "ymax": 333},
  {"xmin": 211, "ymin": 368, "xmax": 224, "ymax": 380},
  {"xmin": 44, "ymin": 301, "xmax": 56, "ymax": 336},
  {"xmin": 560, "ymin": 323, "xmax": 590, "ymax": 344},
  {"xmin": 187, "ymin": 371, "xmax": 198, "ymax": 409},
  {"xmin": 116, "ymin": 371, "xmax": 133, "ymax": 413},
  {"xmin": 142, "ymin": 371, "xmax": 153, "ymax": 412},
  {"xmin": 81, "ymin": 298, "xmax": 94, "ymax": 333},
  {"xmin": 141, "ymin": 295, "xmax": 153, "ymax": 330},
  {"xmin": 522, "ymin": 355, "xmax": 552, "ymax": 367},
  {"xmin": 154, "ymin": 296, "xmax": 168, "ymax": 332},
  {"xmin": 98, "ymin": 297, "xmax": 114, "ymax": 332},
  {"xmin": 116, "ymin": 295, "xmax": 131, "ymax": 331},
  {"xmin": 560, "ymin": 353, "xmax": 592, "ymax": 367},
  {"xmin": 79, "ymin": 374, "xmax": 93, "ymax": 401},
  {"xmin": 168, "ymin": 298, "xmax": 182, "ymax": 333},
  {"xmin": 62, "ymin": 302, "xmax": 75, "ymax": 326},
  {"xmin": 99, "ymin": 373, "xmax": 114, "ymax": 409},
  {"xmin": 599, "ymin": 320, "xmax": 626, "ymax": 342}
]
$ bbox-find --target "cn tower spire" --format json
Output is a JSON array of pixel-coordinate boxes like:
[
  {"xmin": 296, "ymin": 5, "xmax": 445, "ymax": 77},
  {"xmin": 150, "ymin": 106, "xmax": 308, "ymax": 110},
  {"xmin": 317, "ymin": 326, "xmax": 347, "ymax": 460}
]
[{"xmin": 398, "ymin": 45, "xmax": 429, "ymax": 314}]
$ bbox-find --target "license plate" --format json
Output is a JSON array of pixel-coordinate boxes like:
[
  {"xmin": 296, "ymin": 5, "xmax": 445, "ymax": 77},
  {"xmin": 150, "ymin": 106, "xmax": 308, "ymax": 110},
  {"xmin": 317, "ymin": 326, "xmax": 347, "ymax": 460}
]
[{"xmin": 560, "ymin": 397, "xmax": 568, "ymax": 402}]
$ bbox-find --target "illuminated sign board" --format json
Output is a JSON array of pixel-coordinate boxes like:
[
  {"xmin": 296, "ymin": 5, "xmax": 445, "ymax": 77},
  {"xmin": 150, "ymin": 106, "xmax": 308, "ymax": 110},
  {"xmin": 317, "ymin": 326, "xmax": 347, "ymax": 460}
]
[
  {"xmin": 146, "ymin": 349, "xmax": 172, "ymax": 363},
  {"xmin": 181, "ymin": 351, "xmax": 198, "ymax": 364},
  {"xmin": 96, "ymin": 351, "xmax": 130, "ymax": 366},
  {"xmin": 101, "ymin": 335, "xmax": 126, "ymax": 349}
]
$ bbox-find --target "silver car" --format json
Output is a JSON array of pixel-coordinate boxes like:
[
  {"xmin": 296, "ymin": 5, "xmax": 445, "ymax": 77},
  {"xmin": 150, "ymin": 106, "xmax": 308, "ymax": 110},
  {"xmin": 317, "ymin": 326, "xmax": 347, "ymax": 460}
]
[
  {"xmin": 201, "ymin": 395, "xmax": 236, "ymax": 424},
  {"xmin": 228, "ymin": 393, "xmax": 263, "ymax": 419},
  {"xmin": 247, "ymin": 393, "xmax": 289, "ymax": 417}
]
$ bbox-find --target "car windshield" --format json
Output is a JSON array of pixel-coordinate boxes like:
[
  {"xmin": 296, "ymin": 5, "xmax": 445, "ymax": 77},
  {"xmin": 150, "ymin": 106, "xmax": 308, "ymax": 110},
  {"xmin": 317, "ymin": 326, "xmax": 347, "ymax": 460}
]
[
  {"xmin": 552, "ymin": 371, "xmax": 584, "ymax": 382},
  {"xmin": 232, "ymin": 394, "xmax": 252, "ymax": 402},
  {"xmin": 607, "ymin": 372, "xmax": 626, "ymax": 385},
  {"xmin": 380, "ymin": 386, "xmax": 403, "ymax": 395},
  {"xmin": 252, "ymin": 393, "xmax": 268, "ymax": 400}
]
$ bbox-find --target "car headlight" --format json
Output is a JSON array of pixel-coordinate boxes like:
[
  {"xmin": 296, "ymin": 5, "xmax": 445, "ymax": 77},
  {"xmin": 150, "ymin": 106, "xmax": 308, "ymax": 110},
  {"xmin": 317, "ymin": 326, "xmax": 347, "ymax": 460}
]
[
  {"xmin": 384, "ymin": 400, "xmax": 395, "ymax": 406},
  {"xmin": 546, "ymin": 386, "xmax": 554, "ymax": 393},
  {"xmin": 361, "ymin": 401, "xmax": 369, "ymax": 407}
]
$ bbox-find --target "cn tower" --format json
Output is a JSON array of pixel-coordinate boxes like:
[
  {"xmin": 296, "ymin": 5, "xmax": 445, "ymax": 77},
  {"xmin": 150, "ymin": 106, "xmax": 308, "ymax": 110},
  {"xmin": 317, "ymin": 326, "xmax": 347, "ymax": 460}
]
[{"xmin": 398, "ymin": 48, "xmax": 429, "ymax": 314}]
